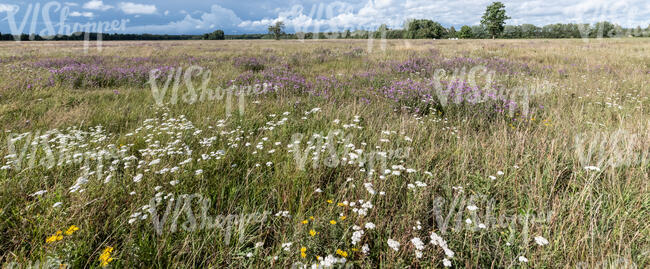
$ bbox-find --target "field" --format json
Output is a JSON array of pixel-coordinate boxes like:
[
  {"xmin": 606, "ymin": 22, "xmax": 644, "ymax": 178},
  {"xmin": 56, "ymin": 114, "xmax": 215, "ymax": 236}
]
[{"xmin": 0, "ymin": 39, "xmax": 648, "ymax": 268}]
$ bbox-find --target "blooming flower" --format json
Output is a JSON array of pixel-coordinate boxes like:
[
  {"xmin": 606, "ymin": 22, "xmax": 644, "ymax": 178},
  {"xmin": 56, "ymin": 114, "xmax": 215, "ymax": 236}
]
[
  {"xmin": 46, "ymin": 231, "xmax": 63, "ymax": 243},
  {"xmin": 387, "ymin": 239, "xmax": 400, "ymax": 251},
  {"xmin": 64, "ymin": 225, "xmax": 79, "ymax": 236},
  {"xmin": 534, "ymin": 236, "xmax": 549, "ymax": 246},
  {"xmin": 99, "ymin": 246, "xmax": 114, "ymax": 267}
]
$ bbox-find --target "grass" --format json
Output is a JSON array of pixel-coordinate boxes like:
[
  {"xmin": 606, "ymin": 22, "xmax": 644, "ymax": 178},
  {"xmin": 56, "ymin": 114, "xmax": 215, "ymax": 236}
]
[{"xmin": 0, "ymin": 38, "xmax": 648, "ymax": 268}]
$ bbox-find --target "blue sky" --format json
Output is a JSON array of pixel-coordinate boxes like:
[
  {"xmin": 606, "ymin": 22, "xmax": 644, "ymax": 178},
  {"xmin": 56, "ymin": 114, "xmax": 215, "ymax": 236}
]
[{"xmin": 0, "ymin": 0, "xmax": 648, "ymax": 35}]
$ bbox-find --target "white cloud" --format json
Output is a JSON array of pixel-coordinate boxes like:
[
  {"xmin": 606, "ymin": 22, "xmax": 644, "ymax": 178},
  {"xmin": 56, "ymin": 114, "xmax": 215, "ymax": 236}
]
[
  {"xmin": 237, "ymin": 0, "xmax": 650, "ymax": 32},
  {"xmin": 0, "ymin": 3, "xmax": 19, "ymax": 13},
  {"xmin": 164, "ymin": 10, "xmax": 169, "ymax": 16},
  {"xmin": 83, "ymin": 0, "xmax": 113, "ymax": 11},
  {"xmin": 118, "ymin": 2, "xmax": 157, "ymax": 15},
  {"xmin": 64, "ymin": 2, "xmax": 79, "ymax": 6},
  {"xmin": 126, "ymin": 4, "xmax": 242, "ymax": 34},
  {"xmin": 69, "ymin": 11, "xmax": 94, "ymax": 17}
]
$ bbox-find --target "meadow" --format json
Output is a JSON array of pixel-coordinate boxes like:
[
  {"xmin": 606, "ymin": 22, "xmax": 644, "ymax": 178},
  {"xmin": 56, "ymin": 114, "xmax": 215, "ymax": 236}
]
[{"xmin": 0, "ymin": 38, "xmax": 648, "ymax": 268}]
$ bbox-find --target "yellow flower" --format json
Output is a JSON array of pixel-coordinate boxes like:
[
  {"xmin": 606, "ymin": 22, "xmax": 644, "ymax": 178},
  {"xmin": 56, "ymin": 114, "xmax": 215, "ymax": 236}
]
[
  {"xmin": 301, "ymin": 219, "xmax": 308, "ymax": 224},
  {"xmin": 99, "ymin": 246, "xmax": 114, "ymax": 267},
  {"xmin": 309, "ymin": 229, "xmax": 317, "ymax": 237},
  {"xmin": 46, "ymin": 231, "xmax": 63, "ymax": 243},
  {"xmin": 329, "ymin": 220, "xmax": 337, "ymax": 225},
  {"xmin": 300, "ymin": 247, "xmax": 307, "ymax": 258},
  {"xmin": 336, "ymin": 249, "xmax": 348, "ymax": 257},
  {"xmin": 351, "ymin": 248, "xmax": 359, "ymax": 252},
  {"xmin": 309, "ymin": 216, "xmax": 315, "ymax": 221},
  {"xmin": 337, "ymin": 202, "xmax": 345, "ymax": 207},
  {"xmin": 326, "ymin": 200, "xmax": 333, "ymax": 204},
  {"xmin": 64, "ymin": 225, "xmax": 79, "ymax": 236},
  {"xmin": 339, "ymin": 216, "xmax": 346, "ymax": 220}
]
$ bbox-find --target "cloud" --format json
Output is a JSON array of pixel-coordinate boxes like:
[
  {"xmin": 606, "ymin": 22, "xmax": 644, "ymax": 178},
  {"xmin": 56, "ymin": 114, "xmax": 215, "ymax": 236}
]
[
  {"xmin": 236, "ymin": 0, "xmax": 649, "ymax": 32},
  {"xmin": 118, "ymin": 2, "xmax": 158, "ymax": 15},
  {"xmin": 64, "ymin": 2, "xmax": 79, "ymax": 6},
  {"xmin": 83, "ymin": 0, "xmax": 113, "ymax": 11},
  {"xmin": 164, "ymin": 10, "xmax": 169, "ymax": 16},
  {"xmin": 126, "ymin": 4, "xmax": 242, "ymax": 34},
  {"xmin": 69, "ymin": 11, "xmax": 95, "ymax": 17},
  {"xmin": 0, "ymin": 3, "xmax": 18, "ymax": 13}
]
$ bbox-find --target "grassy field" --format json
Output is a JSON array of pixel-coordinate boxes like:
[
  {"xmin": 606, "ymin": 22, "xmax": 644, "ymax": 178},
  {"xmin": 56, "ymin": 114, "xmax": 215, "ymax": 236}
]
[{"xmin": 0, "ymin": 39, "xmax": 648, "ymax": 268}]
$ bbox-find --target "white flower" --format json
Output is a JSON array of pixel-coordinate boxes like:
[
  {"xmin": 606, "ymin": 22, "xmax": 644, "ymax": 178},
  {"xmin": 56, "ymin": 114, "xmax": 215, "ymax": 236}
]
[
  {"xmin": 148, "ymin": 159, "xmax": 160, "ymax": 166},
  {"xmin": 465, "ymin": 218, "xmax": 472, "ymax": 224},
  {"xmin": 584, "ymin": 166, "xmax": 601, "ymax": 172},
  {"xmin": 195, "ymin": 169, "xmax": 203, "ymax": 175},
  {"xmin": 361, "ymin": 244, "xmax": 370, "ymax": 254},
  {"xmin": 315, "ymin": 188, "xmax": 323, "ymax": 193},
  {"xmin": 467, "ymin": 205, "xmax": 478, "ymax": 211},
  {"xmin": 364, "ymin": 222, "xmax": 376, "ymax": 229},
  {"xmin": 478, "ymin": 223, "xmax": 487, "ymax": 229},
  {"xmin": 488, "ymin": 175, "xmax": 496, "ymax": 180},
  {"xmin": 30, "ymin": 190, "xmax": 47, "ymax": 197},
  {"xmin": 133, "ymin": 173, "xmax": 143, "ymax": 182},
  {"xmin": 443, "ymin": 258, "xmax": 452, "ymax": 267},
  {"xmin": 282, "ymin": 242, "xmax": 293, "ymax": 251},
  {"xmin": 518, "ymin": 256, "xmax": 528, "ymax": 263},
  {"xmin": 387, "ymin": 239, "xmax": 400, "ymax": 251},
  {"xmin": 411, "ymin": 237, "xmax": 425, "ymax": 250},
  {"xmin": 169, "ymin": 180, "xmax": 179, "ymax": 186},
  {"xmin": 255, "ymin": 242, "xmax": 264, "ymax": 248},
  {"xmin": 52, "ymin": 202, "xmax": 63, "ymax": 208},
  {"xmin": 496, "ymin": 170, "xmax": 504, "ymax": 176},
  {"xmin": 534, "ymin": 236, "xmax": 549, "ymax": 246},
  {"xmin": 246, "ymin": 252, "xmax": 253, "ymax": 258}
]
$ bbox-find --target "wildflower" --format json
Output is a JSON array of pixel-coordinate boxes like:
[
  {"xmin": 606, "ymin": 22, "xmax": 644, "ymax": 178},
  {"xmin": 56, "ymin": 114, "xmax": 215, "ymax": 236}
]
[
  {"xmin": 364, "ymin": 222, "xmax": 375, "ymax": 229},
  {"xmin": 330, "ymin": 220, "xmax": 337, "ymax": 225},
  {"xmin": 387, "ymin": 239, "xmax": 400, "ymax": 251},
  {"xmin": 255, "ymin": 242, "xmax": 264, "ymax": 248},
  {"xmin": 300, "ymin": 247, "xmax": 307, "ymax": 258},
  {"xmin": 337, "ymin": 202, "xmax": 345, "ymax": 207},
  {"xmin": 133, "ymin": 174, "xmax": 143, "ymax": 182},
  {"xmin": 309, "ymin": 229, "xmax": 317, "ymax": 237},
  {"xmin": 46, "ymin": 231, "xmax": 63, "ymax": 243},
  {"xmin": 99, "ymin": 246, "xmax": 114, "ymax": 267},
  {"xmin": 518, "ymin": 256, "xmax": 528, "ymax": 263},
  {"xmin": 443, "ymin": 258, "xmax": 452, "ymax": 267},
  {"xmin": 301, "ymin": 219, "xmax": 308, "ymax": 224},
  {"xmin": 327, "ymin": 199, "xmax": 333, "ymax": 204},
  {"xmin": 496, "ymin": 170, "xmax": 504, "ymax": 176},
  {"xmin": 467, "ymin": 205, "xmax": 478, "ymax": 211},
  {"xmin": 339, "ymin": 216, "xmax": 346, "ymax": 220},
  {"xmin": 336, "ymin": 249, "xmax": 348, "ymax": 257},
  {"xmin": 64, "ymin": 225, "xmax": 79, "ymax": 236},
  {"xmin": 534, "ymin": 236, "xmax": 549, "ymax": 246},
  {"xmin": 584, "ymin": 166, "xmax": 601, "ymax": 172}
]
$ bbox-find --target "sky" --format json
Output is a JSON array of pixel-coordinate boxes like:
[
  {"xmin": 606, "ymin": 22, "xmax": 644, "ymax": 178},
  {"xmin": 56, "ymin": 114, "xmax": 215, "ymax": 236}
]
[{"xmin": 0, "ymin": 0, "xmax": 648, "ymax": 35}]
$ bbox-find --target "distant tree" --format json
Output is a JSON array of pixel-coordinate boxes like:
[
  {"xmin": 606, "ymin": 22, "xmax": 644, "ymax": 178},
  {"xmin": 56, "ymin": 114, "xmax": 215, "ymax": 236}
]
[
  {"xmin": 406, "ymin": 19, "xmax": 446, "ymax": 39},
  {"xmin": 458, "ymin": 25, "xmax": 473, "ymax": 39},
  {"xmin": 448, "ymin": 26, "xmax": 457, "ymax": 38},
  {"xmin": 204, "ymin": 30, "xmax": 224, "ymax": 40},
  {"xmin": 268, "ymin": 21, "xmax": 285, "ymax": 40},
  {"xmin": 481, "ymin": 2, "xmax": 510, "ymax": 38},
  {"xmin": 343, "ymin": 29, "xmax": 351, "ymax": 38},
  {"xmin": 471, "ymin": 25, "xmax": 488, "ymax": 39}
]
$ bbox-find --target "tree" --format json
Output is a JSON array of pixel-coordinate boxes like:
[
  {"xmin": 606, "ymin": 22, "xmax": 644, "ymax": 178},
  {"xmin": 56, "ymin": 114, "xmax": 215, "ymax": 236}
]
[
  {"xmin": 458, "ymin": 25, "xmax": 473, "ymax": 39},
  {"xmin": 481, "ymin": 2, "xmax": 510, "ymax": 39},
  {"xmin": 268, "ymin": 21, "xmax": 285, "ymax": 40},
  {"xmin": 204, "ymin": 30, "xmax": 224, "ymax": 40},
  {"xmin": 405, "ymin": 19, "xmax": 446, "ymax": 39},
  {"xmin": 448, "ymin": 26, "xmax": 457, "ymax": 38}
]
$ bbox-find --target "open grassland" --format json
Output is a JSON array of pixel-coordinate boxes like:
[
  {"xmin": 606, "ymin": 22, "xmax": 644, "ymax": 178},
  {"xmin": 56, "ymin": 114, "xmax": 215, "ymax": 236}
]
[{"xmin": 0, "ymin": 39, "xmax": 648, "ymax": 268}]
